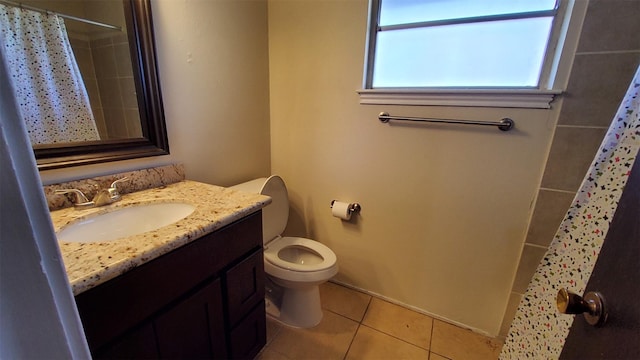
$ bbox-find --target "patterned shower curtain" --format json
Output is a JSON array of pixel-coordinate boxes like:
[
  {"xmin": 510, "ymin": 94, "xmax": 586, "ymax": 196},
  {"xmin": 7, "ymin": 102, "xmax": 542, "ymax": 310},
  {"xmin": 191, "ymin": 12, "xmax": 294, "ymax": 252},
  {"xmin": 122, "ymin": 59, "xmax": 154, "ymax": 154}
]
[
  {"xmin": 0, "ymin": 4, "xmax": 99, "ymax": 144},
  {"xmin": 500, "ymin": 66, "xmax": 640, "ymax": 358}
]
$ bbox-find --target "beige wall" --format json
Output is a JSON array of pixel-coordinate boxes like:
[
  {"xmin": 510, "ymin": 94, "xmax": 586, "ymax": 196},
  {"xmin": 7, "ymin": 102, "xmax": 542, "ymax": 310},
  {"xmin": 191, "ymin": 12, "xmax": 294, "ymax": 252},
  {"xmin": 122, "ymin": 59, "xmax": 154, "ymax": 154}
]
[
  {"xmin": 268, "ymin": 0, "xmax": 562, "ymax": 336},
  {"xmin": 150, "ymin": 0, "xmax": 271, "ymax": 185},
  {"xmin": 40, "ymin": 0, "xmax": 272, "ymax": 186}
]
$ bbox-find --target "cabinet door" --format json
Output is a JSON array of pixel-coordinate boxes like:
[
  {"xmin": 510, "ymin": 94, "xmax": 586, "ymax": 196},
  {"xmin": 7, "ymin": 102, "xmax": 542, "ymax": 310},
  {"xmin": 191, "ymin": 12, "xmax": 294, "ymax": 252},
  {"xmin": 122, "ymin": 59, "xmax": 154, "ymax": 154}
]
[
  {"xmin": 94, "ymin": 322, "xmax": 158, "ymax": 359},
  {"xmin": 229, "ymin": 301, "xmax": 267, "ymax": 360},
  {"xmin": 155, "ymin": 279, "xmax": 227, "ymax": 359},
  {"xmin": 226, "ymin": 250, "xmax": 265, "ymax": 326}
]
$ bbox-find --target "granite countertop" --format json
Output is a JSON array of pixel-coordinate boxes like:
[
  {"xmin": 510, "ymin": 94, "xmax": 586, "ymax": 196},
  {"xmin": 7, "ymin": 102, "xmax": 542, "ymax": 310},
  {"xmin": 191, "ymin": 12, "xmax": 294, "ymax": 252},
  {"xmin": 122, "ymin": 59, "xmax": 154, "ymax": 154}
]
[{"xmin": 50, "ymin": 180, "xmax": 271, "ymax": 295}]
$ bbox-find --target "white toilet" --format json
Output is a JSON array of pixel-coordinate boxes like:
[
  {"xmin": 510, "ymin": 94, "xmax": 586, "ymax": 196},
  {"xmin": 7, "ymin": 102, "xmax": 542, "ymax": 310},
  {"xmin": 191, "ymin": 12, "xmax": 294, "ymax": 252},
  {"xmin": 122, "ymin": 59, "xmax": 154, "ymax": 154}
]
[{"xmin": 231, "ymin": 175, "xmax": 338, "ymax": 328}]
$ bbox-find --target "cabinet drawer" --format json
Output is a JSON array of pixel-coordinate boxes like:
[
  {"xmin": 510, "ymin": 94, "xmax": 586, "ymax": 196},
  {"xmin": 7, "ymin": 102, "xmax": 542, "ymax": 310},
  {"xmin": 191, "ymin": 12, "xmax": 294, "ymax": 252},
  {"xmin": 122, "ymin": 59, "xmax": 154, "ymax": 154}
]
[
  {"xmin": 229, "ymin": 301, "xmax": 266, "ymax": 360},
  {"xmin": 226, "ymin": 249, "xmax": 265, "ymax": 326}
]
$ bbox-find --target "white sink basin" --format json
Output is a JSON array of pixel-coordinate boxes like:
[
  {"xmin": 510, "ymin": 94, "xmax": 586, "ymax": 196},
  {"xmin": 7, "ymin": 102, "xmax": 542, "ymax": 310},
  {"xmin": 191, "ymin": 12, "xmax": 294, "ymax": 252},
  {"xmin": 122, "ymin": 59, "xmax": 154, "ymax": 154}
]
[{"xmin": 57, "ymin": 203, "xmax": 196, "ymax": 243}]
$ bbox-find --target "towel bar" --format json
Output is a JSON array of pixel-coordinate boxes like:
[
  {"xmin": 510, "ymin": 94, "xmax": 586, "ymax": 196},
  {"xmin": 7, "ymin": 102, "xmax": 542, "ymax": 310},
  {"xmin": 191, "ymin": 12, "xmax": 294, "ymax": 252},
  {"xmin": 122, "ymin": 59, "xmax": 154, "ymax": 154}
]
[{"xmin": 378, "ymin": 112, "xmax": 515, "ymax": 131}]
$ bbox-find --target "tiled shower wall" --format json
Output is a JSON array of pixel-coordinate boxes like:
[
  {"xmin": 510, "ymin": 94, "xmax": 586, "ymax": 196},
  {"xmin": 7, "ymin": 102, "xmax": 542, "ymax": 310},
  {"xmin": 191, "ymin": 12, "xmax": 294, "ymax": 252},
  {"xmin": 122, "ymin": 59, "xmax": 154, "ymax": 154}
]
[
  {"xmin": 91, "ymin": 34, "xmax": 141, "ymax": 140},
  {"xmin": 69, "ymin": 33, "xmax": 141, "ymax": 140},
  {"xmin": 499, "ymin": 0, "xmax": 640, "ymax": 337}
]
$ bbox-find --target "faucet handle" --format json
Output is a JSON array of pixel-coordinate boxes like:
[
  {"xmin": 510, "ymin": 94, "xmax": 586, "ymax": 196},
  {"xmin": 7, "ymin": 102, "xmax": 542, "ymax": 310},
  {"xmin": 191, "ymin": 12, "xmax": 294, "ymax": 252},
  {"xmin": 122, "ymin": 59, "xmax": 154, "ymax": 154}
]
[
  {"xmin": 55, "ymin": 189, "xmax": 94, "ymax": 208},
  {"xmin": 110, "ymin": 177, "xmax": 129, "ymax": 189},
  {"xmin": 107, "ymin": 177, "xmax": 129, "ymax": 201}
]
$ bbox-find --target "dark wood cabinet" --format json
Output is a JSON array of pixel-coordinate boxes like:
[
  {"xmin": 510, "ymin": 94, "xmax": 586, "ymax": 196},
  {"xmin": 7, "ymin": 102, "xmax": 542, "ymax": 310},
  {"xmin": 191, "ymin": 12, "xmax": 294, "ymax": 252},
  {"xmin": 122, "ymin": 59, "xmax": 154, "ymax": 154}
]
[
  {"xmin": 155, "ymin": 279, "xmax": 227, "ymax": 359},
  {"xmin": 226, "ymin": 252, "xmax": 267, "ymax": 359},
  {"xmin": 229, "ymin": 301, "xmax": 267, "ymax": 359},
  {"xmin": 75, "ymin": 211, "xmax": 266, "ymax": 360},
  {"xmin": 94, "ymin": 322, "xmax": 158, "ymax": 359}
]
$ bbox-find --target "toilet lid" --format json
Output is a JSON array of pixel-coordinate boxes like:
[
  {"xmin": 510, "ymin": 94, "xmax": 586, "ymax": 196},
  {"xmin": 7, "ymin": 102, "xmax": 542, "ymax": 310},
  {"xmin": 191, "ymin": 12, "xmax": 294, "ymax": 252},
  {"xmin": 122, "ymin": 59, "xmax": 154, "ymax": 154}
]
[
  {"xmin": 259, "ymin": 175, "xmax": 289, "ymax": 244},
  {"xmin": 264, "ymin": 236, "xmax": 337, "ymax": 272},
  {"xmin": 229, "ymin": 175, "xmax": 289, "ymax": 244}
]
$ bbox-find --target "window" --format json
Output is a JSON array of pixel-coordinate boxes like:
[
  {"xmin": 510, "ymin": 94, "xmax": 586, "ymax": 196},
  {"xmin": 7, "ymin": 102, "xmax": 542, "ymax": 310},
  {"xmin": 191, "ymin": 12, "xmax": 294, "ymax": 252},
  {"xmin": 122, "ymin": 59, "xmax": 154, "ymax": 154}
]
[{"xmin": 360, "ymin": 0, "xmax": 580, "ymax": 108}]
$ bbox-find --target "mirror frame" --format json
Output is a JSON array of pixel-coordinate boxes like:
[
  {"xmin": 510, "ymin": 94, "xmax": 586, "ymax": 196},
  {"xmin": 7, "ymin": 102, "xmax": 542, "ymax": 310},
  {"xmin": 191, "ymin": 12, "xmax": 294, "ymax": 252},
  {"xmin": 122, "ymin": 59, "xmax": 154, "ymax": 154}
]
[{"xmin": 34, "ymin": 0, "xmax": 169, "ymax": 170}]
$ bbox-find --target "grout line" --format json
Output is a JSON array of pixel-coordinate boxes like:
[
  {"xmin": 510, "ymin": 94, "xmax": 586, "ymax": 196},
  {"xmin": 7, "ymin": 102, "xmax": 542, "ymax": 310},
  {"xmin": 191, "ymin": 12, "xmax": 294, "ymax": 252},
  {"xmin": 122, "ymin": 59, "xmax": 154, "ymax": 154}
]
[
  {"xmin": 359, "ymin": 323, "xmax": 430, "ymax": 351},
  {"xmin": 342, "ymin": 324, "xmax": 359, "ymax": 360},
  {"xmin": 323, "ymin": 308, "xmax": 361, "ymax": 324},
  {"xmin": 575, "ymin": 49, "xmax": 640, "ymax": 56},
  {"xmin": 539, "ymin": 187, "xmax": 577, "ymax": 195},
  {"xmin": 524, "ymin": 242, "xmax": 552, "ymax": 250},
  {"xmin": 430, "ymin": 317, "xmax": 436, "ymax": 355},
  {"xmin": 341, "ymin": 296, "xmax": 372, "ymax": 360},
  {"xmin": 555, "ymin": 124, "xmax": 609, "ymax": 130},
  {"xmin": 430, "ymin": 350, "xmax": 453, "ymax": 360},
  {"xmin": 361, "ymin": 295, "xmax": 373, "ymax": 324}
]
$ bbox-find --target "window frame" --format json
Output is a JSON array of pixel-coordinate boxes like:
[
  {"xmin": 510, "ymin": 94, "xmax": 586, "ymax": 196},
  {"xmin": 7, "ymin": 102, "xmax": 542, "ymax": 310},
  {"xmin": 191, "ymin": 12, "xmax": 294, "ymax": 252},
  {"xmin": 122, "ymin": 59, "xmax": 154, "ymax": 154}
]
[{"xmin": 359, "ymin": 0, "xmax": 583, "ymax": 108}]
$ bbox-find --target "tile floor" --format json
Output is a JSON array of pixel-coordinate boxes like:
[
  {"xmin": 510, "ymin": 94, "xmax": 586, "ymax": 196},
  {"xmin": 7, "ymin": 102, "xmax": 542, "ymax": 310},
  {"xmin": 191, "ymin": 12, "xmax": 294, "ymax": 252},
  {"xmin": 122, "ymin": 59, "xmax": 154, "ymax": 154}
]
[{"xmin": 256, "ymin": 282, "xmax": 503, "ymax": 360}]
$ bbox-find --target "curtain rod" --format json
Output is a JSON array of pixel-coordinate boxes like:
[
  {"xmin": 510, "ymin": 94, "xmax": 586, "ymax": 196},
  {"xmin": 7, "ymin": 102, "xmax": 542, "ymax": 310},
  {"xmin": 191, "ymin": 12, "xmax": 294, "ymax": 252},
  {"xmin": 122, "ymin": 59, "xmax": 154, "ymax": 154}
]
[{"xmin": 0, "ymin": 0, "xmax": 121, "ymax": 31}]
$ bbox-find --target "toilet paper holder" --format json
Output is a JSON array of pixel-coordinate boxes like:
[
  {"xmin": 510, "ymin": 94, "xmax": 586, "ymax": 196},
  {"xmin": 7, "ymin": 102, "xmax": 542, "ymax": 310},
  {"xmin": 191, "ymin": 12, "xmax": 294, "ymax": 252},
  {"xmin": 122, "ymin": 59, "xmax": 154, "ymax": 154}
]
[{"xmin": 330, "ymin": 200, "xmax": 361, "ymax": 215}]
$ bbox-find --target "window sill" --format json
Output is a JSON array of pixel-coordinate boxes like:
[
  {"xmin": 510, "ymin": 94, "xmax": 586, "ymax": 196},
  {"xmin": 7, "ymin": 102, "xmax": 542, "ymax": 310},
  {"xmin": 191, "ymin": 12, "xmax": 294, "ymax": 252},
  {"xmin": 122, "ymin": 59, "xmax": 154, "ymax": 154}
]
[{"xmin": 357, "ymin": 88, "xmax": 562, "ymax": 109}]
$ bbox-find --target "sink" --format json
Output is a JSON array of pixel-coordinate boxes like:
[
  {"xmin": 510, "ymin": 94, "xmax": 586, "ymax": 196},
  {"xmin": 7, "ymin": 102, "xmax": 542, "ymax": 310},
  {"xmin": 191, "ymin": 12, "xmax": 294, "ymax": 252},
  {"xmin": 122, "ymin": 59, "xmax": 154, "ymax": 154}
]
[{"xmin": 57, "ymin": 203, "xmax": 196, "ymax": 243}]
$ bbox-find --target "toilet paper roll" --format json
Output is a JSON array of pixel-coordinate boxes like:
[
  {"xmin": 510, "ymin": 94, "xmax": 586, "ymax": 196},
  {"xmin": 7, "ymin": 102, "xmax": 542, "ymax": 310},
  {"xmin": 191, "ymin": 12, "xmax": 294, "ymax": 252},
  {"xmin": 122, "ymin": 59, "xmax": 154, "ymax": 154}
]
[{"xmin": 332, "ymin": 201, "xmax": 352, "ymax": 221}]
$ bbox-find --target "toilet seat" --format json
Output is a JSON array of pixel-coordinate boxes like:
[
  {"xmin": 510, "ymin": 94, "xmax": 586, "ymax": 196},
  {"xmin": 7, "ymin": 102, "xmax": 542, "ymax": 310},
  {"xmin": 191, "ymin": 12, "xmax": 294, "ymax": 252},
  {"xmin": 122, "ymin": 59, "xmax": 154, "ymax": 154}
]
[{"xmin": 264, "ymin": 236, "xmax": 337, "ymax": 272}]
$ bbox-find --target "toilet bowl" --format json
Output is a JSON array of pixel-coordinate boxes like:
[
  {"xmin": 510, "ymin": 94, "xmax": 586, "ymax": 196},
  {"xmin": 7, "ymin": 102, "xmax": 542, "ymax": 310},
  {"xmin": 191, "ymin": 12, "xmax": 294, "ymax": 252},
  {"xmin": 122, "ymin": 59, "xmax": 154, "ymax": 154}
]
[{"xmin": 231, "ymin": 175, "xmax": 338, "ymax": 328}]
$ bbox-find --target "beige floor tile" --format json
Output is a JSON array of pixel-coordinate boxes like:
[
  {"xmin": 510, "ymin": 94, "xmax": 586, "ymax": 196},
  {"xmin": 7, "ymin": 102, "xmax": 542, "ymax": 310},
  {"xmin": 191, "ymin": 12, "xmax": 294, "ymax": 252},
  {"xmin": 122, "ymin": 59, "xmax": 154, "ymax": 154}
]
[
  {"xmin": 255, "ymin": 347, "xmax": 292, "ymax": 360},
  {"xmin": 320, "ymin": 282, "xmax": 371, "ymax": 322},
  {"xmin": 429, "ymin": 352, "xmax": 451, "ymax": 360},
  {"xmin": 266, "ymin": 317, "xmax": 283, "ymax": 345},
  {"xmin": 346, "ymin": 325, "xmax": 429, "ymax": 360},
  {"xmin": 430, "ymin": 320, "xmax": 503, "ymax": 360},
  {"xmin": 266, "ymin": 310, "xmax": 359, "ymax": 360},
  {"xmin": 362, "ymin": 297, "xmax": 433, "ymax": 349}
]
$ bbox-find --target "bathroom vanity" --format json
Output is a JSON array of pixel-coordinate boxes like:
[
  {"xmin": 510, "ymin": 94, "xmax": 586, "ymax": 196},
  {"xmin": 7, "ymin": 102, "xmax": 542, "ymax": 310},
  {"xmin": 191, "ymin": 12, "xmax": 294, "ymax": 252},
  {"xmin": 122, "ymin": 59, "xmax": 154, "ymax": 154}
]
[
  {"xmin": 50, "ymin": 179, "xmax": 271, "ymax": 359},
  {"xmin": 76, "ymin": 212, "xmax": 265, "ymax": 359}
]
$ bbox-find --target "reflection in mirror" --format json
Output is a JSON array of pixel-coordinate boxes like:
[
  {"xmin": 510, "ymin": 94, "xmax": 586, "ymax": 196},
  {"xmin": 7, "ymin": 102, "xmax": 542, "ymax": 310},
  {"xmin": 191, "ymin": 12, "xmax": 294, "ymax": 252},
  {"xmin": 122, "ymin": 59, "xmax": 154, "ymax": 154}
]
[{"xmin": 0, "ymin": 0, "xmax": 168, "ymax": 169}]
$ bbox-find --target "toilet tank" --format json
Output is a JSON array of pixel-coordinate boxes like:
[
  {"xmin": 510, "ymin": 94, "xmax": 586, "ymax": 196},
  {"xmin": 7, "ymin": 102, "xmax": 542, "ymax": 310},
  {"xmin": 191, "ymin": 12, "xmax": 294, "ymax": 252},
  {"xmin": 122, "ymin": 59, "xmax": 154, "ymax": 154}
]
[{"xmin": 230, "ymin": 175, "xmax": 289, "ymax": 244}]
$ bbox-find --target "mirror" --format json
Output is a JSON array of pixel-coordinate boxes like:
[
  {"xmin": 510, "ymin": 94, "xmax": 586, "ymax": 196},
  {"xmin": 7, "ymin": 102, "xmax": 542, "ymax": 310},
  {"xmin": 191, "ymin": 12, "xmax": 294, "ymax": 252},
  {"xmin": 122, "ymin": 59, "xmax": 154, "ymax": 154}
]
[{"xmin": 4, "ymin": 0, "xmax": 168, "ymax": 169}]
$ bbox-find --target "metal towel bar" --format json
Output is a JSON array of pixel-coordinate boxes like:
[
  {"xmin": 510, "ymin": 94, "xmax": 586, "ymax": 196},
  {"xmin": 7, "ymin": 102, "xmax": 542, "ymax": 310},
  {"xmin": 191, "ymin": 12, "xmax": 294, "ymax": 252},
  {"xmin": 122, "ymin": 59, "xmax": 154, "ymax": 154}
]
[{"xmin": 378, "ymin": 112, "xmax": 515, "ymax": 132}]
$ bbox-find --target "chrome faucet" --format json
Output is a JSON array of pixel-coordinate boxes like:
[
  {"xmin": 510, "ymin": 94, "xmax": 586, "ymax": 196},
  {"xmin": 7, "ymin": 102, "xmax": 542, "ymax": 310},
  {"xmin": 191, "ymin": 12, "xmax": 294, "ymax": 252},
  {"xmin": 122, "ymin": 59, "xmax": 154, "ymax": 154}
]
[
  {"xmin": 92, "ymin": 177, "xmax": 129, "ymax": 206},
  {"xmin": 54, "ymin": 188, "xmax": 94, "ymax": 209},
  {"xmin": 55, "ymin": 177, "xmax": 129, "ymax": 208}
]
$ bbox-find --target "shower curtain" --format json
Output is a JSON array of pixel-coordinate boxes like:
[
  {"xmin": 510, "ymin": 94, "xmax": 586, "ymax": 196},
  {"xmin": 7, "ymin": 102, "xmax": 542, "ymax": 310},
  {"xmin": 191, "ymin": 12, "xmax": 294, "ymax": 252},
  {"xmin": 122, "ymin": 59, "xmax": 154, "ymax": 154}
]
[
  {"xmin": 0, "ymin": 4, "xmax": 99, "ymax": 144},
  {"xmin": 500, "ymin": 66, "xmax": 640, "ymax": 358}
]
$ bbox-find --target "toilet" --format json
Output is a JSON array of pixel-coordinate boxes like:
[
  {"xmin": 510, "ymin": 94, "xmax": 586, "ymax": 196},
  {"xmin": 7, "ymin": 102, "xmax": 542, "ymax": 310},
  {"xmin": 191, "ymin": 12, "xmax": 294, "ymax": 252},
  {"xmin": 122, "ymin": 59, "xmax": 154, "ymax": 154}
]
[{"xmin": 231, "ymin": 175, "xmax": 338, "ymax": 328}]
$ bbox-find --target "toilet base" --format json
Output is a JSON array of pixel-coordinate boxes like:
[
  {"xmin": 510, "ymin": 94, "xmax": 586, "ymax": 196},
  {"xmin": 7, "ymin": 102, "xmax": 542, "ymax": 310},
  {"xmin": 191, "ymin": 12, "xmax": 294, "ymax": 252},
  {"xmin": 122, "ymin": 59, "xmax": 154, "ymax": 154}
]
[
  {"xmin": 279, "ymin": 285, "xmax": 323, "ymax": 328},
  {"xmin": 265, "ymin": 283, "xmax": 323, "ymax": 328},
  {"xmin": 263, "ymin": 259, "xmax": 338, "ymax": 329},
  {"xmin": 265, "ymin": 297, "xmax": 281, "ymax": 318}
]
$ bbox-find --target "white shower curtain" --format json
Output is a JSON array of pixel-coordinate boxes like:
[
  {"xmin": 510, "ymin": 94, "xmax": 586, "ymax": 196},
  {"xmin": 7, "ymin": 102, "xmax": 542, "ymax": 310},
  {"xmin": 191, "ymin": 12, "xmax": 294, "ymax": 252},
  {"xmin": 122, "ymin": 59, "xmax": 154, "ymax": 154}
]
[{"xmin": 0, "ymin": 4, "xmax": 99, "ymax": 144}]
